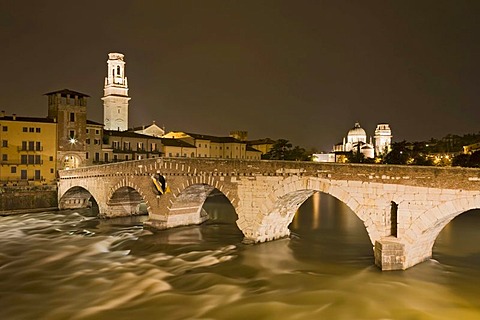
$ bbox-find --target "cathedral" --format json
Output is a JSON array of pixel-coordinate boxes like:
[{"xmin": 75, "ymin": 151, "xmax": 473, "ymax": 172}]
[{"xmin": 333, "ymin": 122, "xmax": 392, "ymax": 159}]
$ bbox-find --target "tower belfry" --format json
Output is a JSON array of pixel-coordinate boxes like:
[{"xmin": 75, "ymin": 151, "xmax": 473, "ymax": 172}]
[{"xmin": 102, "ymin": 52, "xmax": 130, "ymax": 131}]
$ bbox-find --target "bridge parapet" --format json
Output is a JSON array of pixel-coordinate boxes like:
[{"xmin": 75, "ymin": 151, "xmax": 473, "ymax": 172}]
[{"xmin": 59, "ymin": 158, "xmax": 480, "ymax": 190}]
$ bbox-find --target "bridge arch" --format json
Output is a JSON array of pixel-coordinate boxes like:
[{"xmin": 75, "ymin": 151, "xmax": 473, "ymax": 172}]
[
  {"xmin": 407, "ymin": 195, "xmax": 480, "ymax": 252},
  {"xmin": 106, "ymin": 180, "xmax": 149, "ymax": 218},
  {"xmin": 245, "ymin": 176, "xmax": 377, "ymax": 244},
  {"xmin": 59, "ymin": 186, "xmax": 98, "ymax": 211},
  {"xmin": 167, "ymin": 179, "xmax": 239, "ymax": 227}
]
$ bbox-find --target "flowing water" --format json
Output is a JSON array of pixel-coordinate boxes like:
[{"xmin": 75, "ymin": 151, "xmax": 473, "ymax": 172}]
[{"xmin": 1, "ymin": 192, "xmax": 480, "ymax": 320}]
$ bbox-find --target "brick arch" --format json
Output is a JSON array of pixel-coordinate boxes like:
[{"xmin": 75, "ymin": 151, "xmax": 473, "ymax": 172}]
[
  {"xmin": 172, "ymin": 175, "xmax": 239, "ymax": 211},
  {"xmin": 107, "ymin": 178, "xmax": 150, "ymax": 215},
  {"xmin": 58, "ymin": 185, "xmax": 99, "ymax": 210},
  {"xmin": 248, "ymin": 176, "xmax": 374, "ymax": 244},
  {"xmin": 407, "ymin": 195, "xmax": 480, "ymax": 248}
]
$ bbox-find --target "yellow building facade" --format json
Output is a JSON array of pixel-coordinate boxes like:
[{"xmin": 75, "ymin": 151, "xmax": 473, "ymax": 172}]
[
  {"xmin": 163, "ymin": 131, "xmax": 261, "ymax": 160},
  {"xmin": 0, "ymin": 114, "xmax": 57, "ymax": 185}
]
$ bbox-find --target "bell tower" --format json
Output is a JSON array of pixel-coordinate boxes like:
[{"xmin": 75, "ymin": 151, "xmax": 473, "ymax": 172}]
[{"xmin": 102, "ymin": 53, "xmax": 130, "ymax": 131}]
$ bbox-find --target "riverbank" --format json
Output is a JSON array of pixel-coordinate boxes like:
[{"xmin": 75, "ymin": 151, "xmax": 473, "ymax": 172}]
[{"xmin": 0, "ymin": 185, "xmax": 58, "ymax": 215}]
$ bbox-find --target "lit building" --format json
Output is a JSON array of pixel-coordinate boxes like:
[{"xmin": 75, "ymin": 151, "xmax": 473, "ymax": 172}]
[
  {"xmin": 132, "ymin": 121, "xmax": 165, "ymax": 137},
  {"xmin": 163, "ymin": 131, "xmax": 261, "ymax": 160},
  {"xmin": 46, "ymin": 89, "xmax": 88, "ymax": 170},
  {"xmin": 374, "ymin": 124, "xmax": 392, "ymax": 156},
  {"xmin": 333, "ymin": 122, "xmax": 392, "ymax": 160},
  {"xmin": 103, "ymin": 130, "xmax": 163, "ymax": 162},
  {"xmin": 85, "ymin": 120, "xmax": 105, "ymax": 166},
  {"xmin": 161, "ymin": 138, "xmax": 196, "ymax": 157},
  {"xmin": 0, "ymin": 113, "xmax": 57, "ymax": 185},
  {"xmin": 246, "ymin": 138, "xmax": 275, "ymax": 155},
  {"xmin": 102, "ymin": 53, "xmax": 130, "ymax": 131}
]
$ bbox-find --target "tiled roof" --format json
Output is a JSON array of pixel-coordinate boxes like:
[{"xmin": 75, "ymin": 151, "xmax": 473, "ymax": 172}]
[
  {"xmin": 247, "ymin": 138, "xmax": 276, "ymax": 145},
  {"xmin": 185, "ymin": 132, "xmax": 242, "ymax": 143},
  {"xmin": 104, "ymin": 130, "xmax": 162, "ymax": 139},
  {"xmin": 246, "ymin": 145, "xmax": 261, "ymax": 152},
  {"xmin": 0, "ymin": 116, "xmax": 56, "ymax": 123},
  {"xmin": 86, "ymin": 119, "xmax": 104, "ymax": 126},
  {"xmin": 44, "ymin": 88, "xmax": 90, "ymax": 97},
  {"xmin": 161, "ymin": 138, "xmax": 196, "ymax": 148}
]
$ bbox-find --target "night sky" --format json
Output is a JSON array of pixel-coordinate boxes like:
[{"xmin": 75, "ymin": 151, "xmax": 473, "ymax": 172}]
[{"xmin": 1, "ymin": 1, "xmax": 480, "ymax": 151}]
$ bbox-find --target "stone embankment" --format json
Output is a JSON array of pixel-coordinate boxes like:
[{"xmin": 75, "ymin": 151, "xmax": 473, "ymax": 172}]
[{"xmin": 0, "ymin": 185, "xmax": 58, "ymax": 215}]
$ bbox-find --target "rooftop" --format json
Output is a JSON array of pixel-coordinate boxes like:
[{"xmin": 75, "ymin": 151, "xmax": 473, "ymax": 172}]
[{"xmin": 44, "ymin": 89, "xmax": 90, "ymax": 98}]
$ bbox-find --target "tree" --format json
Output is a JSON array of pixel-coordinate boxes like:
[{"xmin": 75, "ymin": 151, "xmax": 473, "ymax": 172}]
[
  {"xmin": 383, "ymin": 141, "xmax": 410, "ymax": 165},
  {"xmin": 262, "ymin": 139, "xmax": 311, "ymax": 161},
  {"xmin": 262, "ymin": 139, "xmax": 292, "ymax": 160}
]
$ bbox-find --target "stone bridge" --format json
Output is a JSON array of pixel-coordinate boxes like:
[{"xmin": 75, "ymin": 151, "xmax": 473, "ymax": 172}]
[{"xmin": 57, "ymin": 158, "xmax": 480, "ymax": 270}]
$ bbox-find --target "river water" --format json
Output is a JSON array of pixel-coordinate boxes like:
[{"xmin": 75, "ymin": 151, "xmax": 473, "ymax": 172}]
[{"xmin": 1, "ymin": 192, "xmax": 480, "ymax": 320}]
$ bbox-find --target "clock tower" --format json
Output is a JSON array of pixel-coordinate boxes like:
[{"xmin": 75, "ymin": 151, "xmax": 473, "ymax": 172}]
[{"xmin": 102, "ymin": 52, "xmax": 130, "ymax": 131}]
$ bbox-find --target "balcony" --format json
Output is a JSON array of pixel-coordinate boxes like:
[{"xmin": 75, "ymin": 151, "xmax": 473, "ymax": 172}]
[{"xmin": 17, "ymin": 146, "xmax": 44, "ymax": 152}]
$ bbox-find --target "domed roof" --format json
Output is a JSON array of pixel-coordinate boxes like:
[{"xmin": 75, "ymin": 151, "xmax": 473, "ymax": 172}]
[{"xmin": 347, "ymin": 122, "xmax": 366, "ymax": 137}]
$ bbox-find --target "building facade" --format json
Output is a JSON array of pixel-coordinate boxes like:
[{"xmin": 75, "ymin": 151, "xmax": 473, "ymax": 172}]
[
  {"xmin": 0, "ymin": 113, "xmax": 57, "ymax": 185},
  {"xmin": 46, "ymin": 89, "xmax": 88, "ymax": 170},
  {"xmin": 163, "ymin": 131, "xmax": 261, "ymax": 160}
]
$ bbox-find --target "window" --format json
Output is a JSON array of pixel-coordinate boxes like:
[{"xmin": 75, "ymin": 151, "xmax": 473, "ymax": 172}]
[
  {"xmin": 2, "ymin": 154, "xmax": 7, "ymax": 161},
  {"xmin": 1, "ymin": 140, "xmax": 7, "ymax": 147},
  {"xmin": 137, "ymin": 142, "xmax": 143, "ymax": 150},
  {"xmin": 35, "ymin": 155, "xmax": 41, "ymax": 164},
  {"xmin": 94, "ymin": 139, "xmax": 100, "ymax": 145},
  {"xmin": 69, "ymin": 130, "xmax": 75, "ymax": 139},
  {"xmin": 95, "ymin": 153, "xmax": 99, "ymax": 162},
  {"xmin": 21, "ymin": 170, "xmax": 27, "ymax": 180},
  {"xmin": 29, "ymin": 127, "xmax": 34, "ymax": 132},
  {"xmin": 95, "ymin": 129, "xmax": 100, "ymax": 135},
  {"xmin": 11, "ymin": 167, "xmax": 16, "ymax": 173},
  {"xmin": 28, "ymin": 141, "xmax": 34, "ymax": 151},
  {"xmin": 104, "ymin": 153, "xmax": 109, "ymax": 162},
  {"xmin": 50, "ymin": 168, "xmax": 54, "ymax": 173},
  {"xmin": 125, "ymin": 155, "xmax": 129, "ymax": 161},
  {"xmin": 28, "ymin": 155, "xmax": 34, "ymax": 164},
  {"xmin": 70, "ymin": 112, "xmax": 75, "ymax": 122},
  {"xmin": 86, "ymin": 152, "xmax": 89, "ymax": 159},
  {"xmin": 36, "ymin": 128, "xmax": 41, "ymax": 133},
  {"xmin": 49, "ymin": 156, "xmax": 53, "ymax": 161},
  {"xmin": 22, "ymin": 127, "xmax": 28, "ymax": 132},
  {"xmin": 86, "ymin": 129, "xmax": 89, "ymax": 134},
  {"xmin": 2, "ymin": 126, "xmax": 7, "ymax": 131},
  {"xmin": 113, "ymin": 154, "xmax": 118, "ymax": 161},
  {"xmin": 21, "ymin": 155, "xmax": 27, "ymax": 164},
  {"xmin": 22, "ymin": 141, "xmax": 26, "ymax": 150},
  {"xmin": 169, "ymin": 153, "xmax": 172, "ymax": 157},
  {"xmin": 113, "ymin": 141, "xmax": 119, "ymax": 149},
  {"xmin": 35, "ymin": 170, "xmax": 41, "ymax": 180},
  {"xmin": 36, "ymin": 142, "xmax": 41, "ymax": 151},
  {"xmin": 86, "ymin": 138, "xmax": 90, "ymax": 144}
]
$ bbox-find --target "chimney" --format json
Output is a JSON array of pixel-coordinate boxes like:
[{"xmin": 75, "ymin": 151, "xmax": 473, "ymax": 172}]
[
  {"xmin": 0, "ymin": 110, "xmax": 5, "ymax": 118},
  {"xmin": 12, "ymin": 113, "xmax": 16, "ymax": 120}
]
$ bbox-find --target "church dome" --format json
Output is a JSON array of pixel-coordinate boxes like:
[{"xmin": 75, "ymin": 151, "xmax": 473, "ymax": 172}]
[{"xmin": 348, "ymin": 122, "xmax": 367, "ymax": 137}]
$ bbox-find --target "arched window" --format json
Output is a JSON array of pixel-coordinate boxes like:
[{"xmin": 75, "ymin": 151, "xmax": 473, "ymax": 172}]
[{"xmin": 117, "ymin": 66, "xmax": 121, "ymax": 75}]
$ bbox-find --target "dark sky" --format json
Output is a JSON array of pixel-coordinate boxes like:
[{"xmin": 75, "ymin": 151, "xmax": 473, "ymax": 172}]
[{"xmin": 1, "ymin": 0, "xmax": 480, "ymax": 151}]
